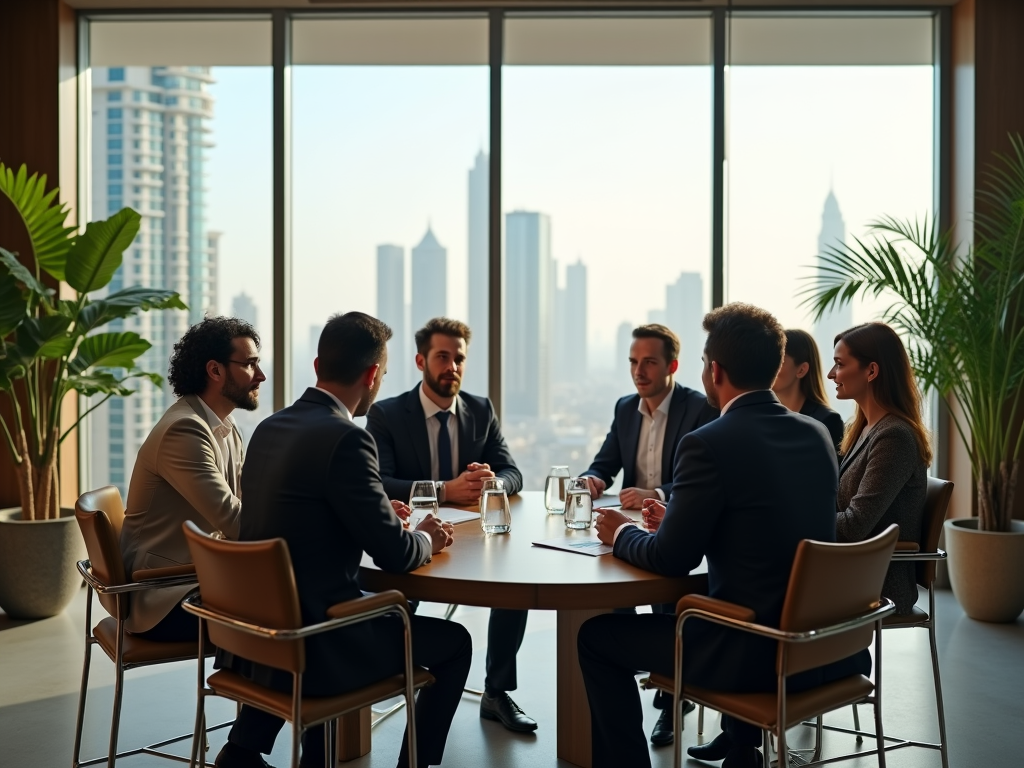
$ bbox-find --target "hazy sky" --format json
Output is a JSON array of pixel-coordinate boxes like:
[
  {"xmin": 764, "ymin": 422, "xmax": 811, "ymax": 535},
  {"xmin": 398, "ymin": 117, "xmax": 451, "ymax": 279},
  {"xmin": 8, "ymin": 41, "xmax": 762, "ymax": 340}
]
[{"xmin": 205, "ymin": 63, "xmax": 934, "ymax": 380}]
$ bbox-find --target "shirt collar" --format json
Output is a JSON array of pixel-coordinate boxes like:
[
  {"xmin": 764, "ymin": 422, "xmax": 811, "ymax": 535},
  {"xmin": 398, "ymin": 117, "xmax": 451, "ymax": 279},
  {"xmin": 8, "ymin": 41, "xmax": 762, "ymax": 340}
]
[
  {"xmin": 314, "ymin": 386, "xmax": 352, "ymax": 421},
  {"xmin": 637, "ymin": 386, "xmax": 674, "ymax": 419},
  {"xmin": 419, "ymin": 383, "xmax": 458, "ymax": 420},
  {"xmin": 719, "ymin": 389, "xmax": 771, "ymax": 416},
  {"xmin": 197, "ymin": 396, "xmax": 235, "ymax": 440}
]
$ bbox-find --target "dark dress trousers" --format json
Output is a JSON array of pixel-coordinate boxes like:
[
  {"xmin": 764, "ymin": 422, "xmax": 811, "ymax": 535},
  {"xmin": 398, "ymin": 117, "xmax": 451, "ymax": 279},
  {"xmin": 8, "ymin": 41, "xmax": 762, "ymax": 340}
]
[
  {"xmin": 577, "ymin": 391, "xmax": 870, "ymax": 768},
  {"xmin": 837, "ymin": 413, "xmax": 926, "ymax": 614},
  {"xmin": 219, "ymin": 388, "xmax": 472, "ymax": 767},
  {"xmin": 366, "ymin": 385, "xmax": 526, "ymax": 695},
  {"xmin": 800, "ymin": 398, "xmax": 845, "ymax": 457},
  {"xmin": 582, "ymin": 382, "xmax": 717, "ymax": 499}
]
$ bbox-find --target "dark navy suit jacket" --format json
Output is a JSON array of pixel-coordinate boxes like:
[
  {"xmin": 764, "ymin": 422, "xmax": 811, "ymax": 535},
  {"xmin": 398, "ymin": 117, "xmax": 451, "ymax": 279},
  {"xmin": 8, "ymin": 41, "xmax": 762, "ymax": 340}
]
[
  {"xmin": 366, "ymin": 384, "xmax": 522, "ymax": 501},
  {"xmin": 583, "ymin": 383, "xmax": 718, "ymax": 498},
  {"xmin": 614, "ymin": 390, "xmax": 841, "ymax": 692}
]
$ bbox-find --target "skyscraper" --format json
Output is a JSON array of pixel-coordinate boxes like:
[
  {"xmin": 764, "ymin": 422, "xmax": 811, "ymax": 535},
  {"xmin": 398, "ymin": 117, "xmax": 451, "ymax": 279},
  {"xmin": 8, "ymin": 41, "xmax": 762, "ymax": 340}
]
[
  {"xmin": 813, "ymin": 189, "xmax": 853, "ymax": 417},
  {"xmin": 465, "ymin": 150, "xmax": 489, "ymax": 394},
  {"xmin": 560, "ymin": 258, "xmax": 588, "ymax": 378},
  {"xmin": 616, "ymin": 321, "xmax": 634, "ymax": 390},
  {"xmin": 665, "ymin": 272, "xmax": 705, "ymax": 389},
  {"xmin": 90, "ymin": 65, "xmax": 215, "ymax": 494},
  {"xmin": 377, "ymin": 244, "xmax": 407, "ymax": 396},
  {"xmin": 505, "ymin": 211, "xmax": 553, "ymax": 419},
  {"xmin": 410, "ymin": 226, "xmax": 447, "ymax": 336},
  {"xmin": 232, "ymin": 291, "xmax": 257, "ymax": 327}
]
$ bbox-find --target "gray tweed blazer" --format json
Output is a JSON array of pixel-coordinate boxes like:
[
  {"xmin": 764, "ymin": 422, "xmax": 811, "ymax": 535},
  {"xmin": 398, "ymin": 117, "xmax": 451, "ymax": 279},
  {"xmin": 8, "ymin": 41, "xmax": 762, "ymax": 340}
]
[{"xmin": 837, "ymin": 413, "xmax": 927, "ymax": 614}]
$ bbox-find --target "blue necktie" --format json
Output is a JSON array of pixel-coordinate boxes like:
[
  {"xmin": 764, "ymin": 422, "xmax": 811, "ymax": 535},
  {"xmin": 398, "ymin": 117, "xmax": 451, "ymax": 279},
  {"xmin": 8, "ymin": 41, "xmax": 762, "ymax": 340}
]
[{"xmin": 435, "ymin": 411, "xmax": 454, "ymax": 481}]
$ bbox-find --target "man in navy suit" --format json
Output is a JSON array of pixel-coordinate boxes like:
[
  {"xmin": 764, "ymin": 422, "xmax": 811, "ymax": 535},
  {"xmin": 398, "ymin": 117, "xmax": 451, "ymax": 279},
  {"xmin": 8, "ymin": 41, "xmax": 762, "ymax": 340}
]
[
  {"xmin": 366, "ymin": 318, "xmax": 536, "ymax": 734},
  {"xmin": 578, "ymin": 303, "xmax": 867, "ymax": 768},
  {"xmin": 581, "ymin": 323, "xmax": 717, "ymax": 746},
  {"xmin": 582, "ymin": 323, "xmax": 717, "ymax": 511}
]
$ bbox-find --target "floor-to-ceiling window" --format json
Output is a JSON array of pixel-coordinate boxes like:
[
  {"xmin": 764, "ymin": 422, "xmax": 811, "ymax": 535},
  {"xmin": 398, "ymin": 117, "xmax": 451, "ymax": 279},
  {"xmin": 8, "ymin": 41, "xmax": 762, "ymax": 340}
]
[
  {"xmin": 84, "ymin": 19, "xmax": 272, "ymax": 495},
  {"xmin": 501, "ymin": 15, "xmax": 714, "ymax": 489},
  {"xmin": 290, "ymin": 17, "xmax": 490, "ymax": 406},
  {"xmin": 724, "ymin": 14, "xmax": 935, "ymax": 419}
]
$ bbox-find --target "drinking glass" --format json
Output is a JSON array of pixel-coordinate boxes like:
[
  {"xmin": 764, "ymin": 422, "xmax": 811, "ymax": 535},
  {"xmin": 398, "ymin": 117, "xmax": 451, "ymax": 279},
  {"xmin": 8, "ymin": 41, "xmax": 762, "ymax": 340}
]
[
  {"xmin": 544, "ymin": 465, "xmax": 571, "ymax": 513},
  {"xmin": 409, "ymin": 480, "xmax": 439, "ymax": 527},
  {"xmin": 564, "ymin": 477, "xmax": 594, "ymax": 530},
  {"xmin": 480, "ymin": 477, "xmax": 511, "ymax": 534}
]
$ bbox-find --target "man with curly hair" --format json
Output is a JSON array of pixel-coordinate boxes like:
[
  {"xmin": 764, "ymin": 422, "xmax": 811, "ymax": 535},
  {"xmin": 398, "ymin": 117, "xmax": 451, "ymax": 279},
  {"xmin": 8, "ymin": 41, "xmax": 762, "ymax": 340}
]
[{"xmin": 119, "ymin": 316, "xmax": 265, "ymax": 642}]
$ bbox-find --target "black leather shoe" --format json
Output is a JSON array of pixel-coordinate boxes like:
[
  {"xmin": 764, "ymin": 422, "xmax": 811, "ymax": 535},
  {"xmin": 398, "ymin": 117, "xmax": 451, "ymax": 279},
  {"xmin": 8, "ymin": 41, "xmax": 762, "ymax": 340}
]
[
  {"xmin": 722, "ymin": 746, "xmax": 763, "ymax": 768},
  {"xmin": 480, "ymin": 692, "xmax": 539, "ymax": 732},
  {"xmin": 650, "ymin": 700, "xmax": 697, "ymax": 746},
  {"xmin": 688, "ymin": 730, "xmax": 734, "ymax": 761},
  {"xmin": 214, "ymin": 742, "xmax": 277, "ymax": 768}
]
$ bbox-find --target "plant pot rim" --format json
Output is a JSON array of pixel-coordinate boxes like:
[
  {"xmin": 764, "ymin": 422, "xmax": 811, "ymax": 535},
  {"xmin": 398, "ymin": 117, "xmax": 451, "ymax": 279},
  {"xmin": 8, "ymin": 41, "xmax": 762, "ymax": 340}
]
[
  {"xmin": 0, "ymin": 507, "xmax": 77, "ymax": 524},
  {"xmin": 945, "ymin": 517, "xmax": 1024, "ymax": 535}
]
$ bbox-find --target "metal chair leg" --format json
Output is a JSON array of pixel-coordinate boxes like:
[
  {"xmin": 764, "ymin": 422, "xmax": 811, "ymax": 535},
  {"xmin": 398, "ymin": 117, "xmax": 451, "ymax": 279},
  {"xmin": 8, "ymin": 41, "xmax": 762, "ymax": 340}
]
[
  {"xmin": 443, "ymin": 604, "xmax": 458, "ymax": 621},
  {"xmin": 698, "ymin": 704, "xmax": 705, "ymax": 736},
  {"xmin": 73, "ymin": 625, "xmax": 95, "ymax": 766},
  {"xmin": 852, "ymin": 702, "xmax": 863, "ymax": 743},
  {"xmin": 107, "ymin": 620, "xmax": 127, "ymax": 768},
  {"xmin": 928, "ymin": 601, "xmax": 950, "ymax": 768}
]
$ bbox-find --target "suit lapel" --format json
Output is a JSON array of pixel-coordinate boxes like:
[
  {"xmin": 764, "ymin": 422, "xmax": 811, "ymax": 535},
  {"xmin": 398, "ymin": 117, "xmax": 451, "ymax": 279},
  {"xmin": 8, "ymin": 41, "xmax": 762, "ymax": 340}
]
[
  {"xmin": 182, "ymin": 394, "xmax": 227, "ymax": 475},
  {"xmin": 839, "ymin": 431, "xmax": 870, "ymax": 474},
  {"xmin": 661, "ymin": 384, "xmax": 687, "ymax": 480},
  {"xmin": 406, "ymin": 386, "xmax": 433, "ymax": 479},
  {"xmin": 456, "ymin": 395, "xmax": 475, "ymax": 474},
  {"xmin": 621, "ymin": 397, "xmax": 642, "ymax": 479}
]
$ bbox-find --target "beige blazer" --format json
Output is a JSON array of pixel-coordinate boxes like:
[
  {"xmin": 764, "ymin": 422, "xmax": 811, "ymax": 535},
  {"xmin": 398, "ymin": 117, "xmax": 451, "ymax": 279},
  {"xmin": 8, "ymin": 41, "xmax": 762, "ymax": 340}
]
[{"xmin": 119, "ymin": 394, "xmax": 243, "ymax": 633}]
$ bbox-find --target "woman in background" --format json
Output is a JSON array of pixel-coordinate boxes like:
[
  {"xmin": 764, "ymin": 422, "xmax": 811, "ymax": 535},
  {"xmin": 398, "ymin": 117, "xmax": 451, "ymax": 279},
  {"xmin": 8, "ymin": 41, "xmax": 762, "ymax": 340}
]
[
  {"xmin": 830, "ymin": 322, "xmax": 930, "ymax": 615},
  {"xmin": 773, "ymin": 328, "xmax": 844, "ymax": 455}
]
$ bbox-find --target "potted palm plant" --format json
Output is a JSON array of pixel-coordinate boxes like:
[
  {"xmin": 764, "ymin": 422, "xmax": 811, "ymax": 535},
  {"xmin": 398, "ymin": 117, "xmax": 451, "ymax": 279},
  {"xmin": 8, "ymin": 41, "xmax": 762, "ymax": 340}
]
[
  {"xmin": 0, "ymin": 162, "xmax": 185, "ymax": 619},
  {"xmin": 803, "ymin": 135, "xmax": 1024, "ymax": 622}
]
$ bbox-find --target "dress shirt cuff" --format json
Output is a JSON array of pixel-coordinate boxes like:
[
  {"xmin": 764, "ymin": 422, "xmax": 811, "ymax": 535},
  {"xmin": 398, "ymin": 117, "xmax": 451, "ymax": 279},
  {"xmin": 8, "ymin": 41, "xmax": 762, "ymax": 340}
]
[
  {"xmin": 414, "ymin": 530, "xmax": 433, "ymax": 561},
  {"xmin": 612, "ymin": 521, "xmax": 638, "ymax": 546},
  {"xmin": 654, "ymin": 488, "xmax": 666, "ymax": 501}
]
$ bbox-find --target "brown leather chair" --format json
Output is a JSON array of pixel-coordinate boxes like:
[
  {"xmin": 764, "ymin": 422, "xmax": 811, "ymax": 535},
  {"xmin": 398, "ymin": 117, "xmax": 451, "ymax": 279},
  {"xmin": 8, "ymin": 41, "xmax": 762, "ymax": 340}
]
[
  {"xmin": 647, "ymin": 524, "xmax": 899, "ymax": 768},
  {"xmin": 180, "ymin": 520, "xmax": 434, "ymax": 768},
  {"xmin": 73, "ymin": 486, "xmax": 224, "ymax": 768}
]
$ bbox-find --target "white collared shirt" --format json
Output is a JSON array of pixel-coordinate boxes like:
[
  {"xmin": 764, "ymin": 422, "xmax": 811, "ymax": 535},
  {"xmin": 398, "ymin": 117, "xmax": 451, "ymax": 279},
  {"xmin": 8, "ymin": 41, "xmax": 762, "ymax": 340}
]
[
  {"xmin": 635, "ymin": 388, "xmax": 674, "ymax": 501},
  {"xmin": 197, "ymin": 396, "xmax": 239, "ymax": 494},
  {"xmin": 419, "ymin": 384, "xmax": 459, "ymax": 481}
]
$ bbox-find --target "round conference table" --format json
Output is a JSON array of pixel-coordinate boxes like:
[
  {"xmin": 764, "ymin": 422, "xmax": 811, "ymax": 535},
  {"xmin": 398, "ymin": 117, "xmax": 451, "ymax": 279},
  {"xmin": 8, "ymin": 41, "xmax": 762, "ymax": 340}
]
[{"xmin": 350, "ymin": 491, "xmax": 708, "ymax": 768}]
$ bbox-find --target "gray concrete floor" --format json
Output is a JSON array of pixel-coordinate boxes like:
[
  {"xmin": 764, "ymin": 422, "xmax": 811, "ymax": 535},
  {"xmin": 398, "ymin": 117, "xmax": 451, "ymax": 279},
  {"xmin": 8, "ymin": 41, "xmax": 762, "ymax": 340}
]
[{"xmin": 1, "ymin": 587, "xmax": 1021, "ymax": 767}]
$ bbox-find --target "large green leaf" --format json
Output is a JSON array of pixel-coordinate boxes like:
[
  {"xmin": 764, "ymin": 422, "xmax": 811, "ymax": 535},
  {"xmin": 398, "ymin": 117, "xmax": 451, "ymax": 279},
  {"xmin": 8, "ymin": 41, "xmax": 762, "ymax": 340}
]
[
  {"xmin": 67, "ymin": 368, "xmax": 163, "ymax": 397},
  {"xmin": 0, "ymin": 246, "xmax": 54, "ymax": 300},
  {"xmin": 0, "ymin": 163, "xmax": 75, "ymax": 280},
  {"xmin": 15, "ymin": 316, "xmax": 73, "ymax": 360},
  {"xmin": 69, "ymin": 331, "xmax": 151, "ymax": 373},
  {"xmin": 0, "ymin": 359, "xmax": 27, "ymax": 391},
  {"xmin": 64, "ymin": 208, "xmax": 141, "ymax": 294},
  {"xmin": 0, "ymin": 269, "xmax": 28, "ymax": 337},
  {"xmin": 75, "ymin": 287, "xmax": 187, "ymax": 335}
]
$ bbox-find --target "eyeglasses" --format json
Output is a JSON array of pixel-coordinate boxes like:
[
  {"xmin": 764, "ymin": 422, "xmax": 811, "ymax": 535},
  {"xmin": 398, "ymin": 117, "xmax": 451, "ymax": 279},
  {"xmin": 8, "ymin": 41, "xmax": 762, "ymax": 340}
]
[{"xmin": 227, "ymin": 359, "xmax": 262, "ymax": 372}]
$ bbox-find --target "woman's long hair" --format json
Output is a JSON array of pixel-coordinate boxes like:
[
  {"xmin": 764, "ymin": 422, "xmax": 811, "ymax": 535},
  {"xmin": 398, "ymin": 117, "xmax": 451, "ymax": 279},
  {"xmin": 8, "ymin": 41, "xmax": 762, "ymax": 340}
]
[
  {"xmin": 835, "ymin": 322, "xmax": 932, "ymax": 464},
  {"xmin": 783, "ymin": 329, "xmax": 831, "ymax": 409}
]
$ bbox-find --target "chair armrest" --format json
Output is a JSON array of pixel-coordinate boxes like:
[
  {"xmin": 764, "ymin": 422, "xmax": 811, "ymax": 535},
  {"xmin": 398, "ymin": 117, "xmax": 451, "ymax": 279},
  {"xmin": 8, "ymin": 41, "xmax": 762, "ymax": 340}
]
[
  {"xmin": 675, "ymin": 594, "xmax": 756, "ymax": 623},
  {"xmin": 326, "ymin": 590, "xmax": 408, "ymax": 620},
  {"xmin": 891, "ymin": 548, "xmax": 946, "ymax": 562},
  {"xmin": 895, "ymin": 542, "xmax": 920, "ymax": 553},
  {"xmin": 133, "ymin": 564, "xmax": 196, "ymax": 581},
  {"xmin": 77, "ymin": 559, "xmax": 199, "ymax": 594}
]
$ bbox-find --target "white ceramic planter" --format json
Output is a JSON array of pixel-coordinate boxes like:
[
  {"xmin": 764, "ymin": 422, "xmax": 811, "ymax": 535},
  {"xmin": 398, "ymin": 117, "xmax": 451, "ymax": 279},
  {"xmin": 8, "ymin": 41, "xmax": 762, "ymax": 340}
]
[
  {"xmin": 944, "ymin": 517, "xmax": 1024, "ymax": 623},
  {"xmin": 0, "ymin": 507, "xmax": 87, "ymax": 619}
]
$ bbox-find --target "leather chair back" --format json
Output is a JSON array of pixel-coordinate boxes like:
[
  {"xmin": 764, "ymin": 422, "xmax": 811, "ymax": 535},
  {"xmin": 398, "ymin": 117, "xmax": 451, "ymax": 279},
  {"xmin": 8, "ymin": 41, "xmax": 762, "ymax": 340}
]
[
  {"xmin": 778, "ymin": 524, "xmax": 898, "ymax": 676},
  {"xmin": 183, "ymin": 521, "xmax": 305, "ymax": 674},
  {"xmin": 75, "ymin": 487, "xmax": 129, "ymax": 619},
  {"xmin": 920, "ymin": 478, "xmax": 954, "ymax": 588}
]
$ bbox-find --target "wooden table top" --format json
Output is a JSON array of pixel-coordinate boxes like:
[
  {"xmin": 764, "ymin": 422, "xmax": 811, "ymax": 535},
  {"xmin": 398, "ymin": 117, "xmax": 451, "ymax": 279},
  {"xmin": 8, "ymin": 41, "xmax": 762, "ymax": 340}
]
[{"xmin": 358, "ymin": 492, "xmax": 707, "ymax": 610}]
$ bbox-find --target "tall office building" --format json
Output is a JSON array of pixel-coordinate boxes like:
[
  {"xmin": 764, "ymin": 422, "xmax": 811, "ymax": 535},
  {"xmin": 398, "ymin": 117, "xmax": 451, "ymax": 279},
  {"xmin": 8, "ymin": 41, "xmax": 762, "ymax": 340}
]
[
  {"xmin": 616, "ymin": 321, "xmax": 634, "ymax": 390},
  {"xmin": 505, "ymin": 211, "xmax": 553, "ymax": 419},
  {"xmin": 89, "ymin": 65, "xmax": 216, "ymax": 494},
  {"xmin": 558, "ymin": 258, "xmax": 588, "ymax": 380},
  {"xmin": 813, "ymin": 190, "xmax": 853, "ymax": 417},
  {"xmin": 465, "ymin": 150, "xmax": 489, "ymax": 394},
  {"xmin": 410, "ymin": 226, "xmax": 447, "ymax": 336},
  {"xmin": 665, "ymin": 272, "xmax": 705, "ymax": 390},
  {"xmin": 377, "ymin": 244, "xmax": 407, "ymax": 397},
  {"xmin": 231, "ymin": 291, "xmax": 257, "ymax": 327}
]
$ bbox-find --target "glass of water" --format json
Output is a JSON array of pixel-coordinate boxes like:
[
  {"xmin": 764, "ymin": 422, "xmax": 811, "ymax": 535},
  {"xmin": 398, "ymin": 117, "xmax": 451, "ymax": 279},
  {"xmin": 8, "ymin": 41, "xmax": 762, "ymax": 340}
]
[
  {"xmin": 564, "ymin": 477, "xmax": 594, "ymax": 530},
  {"xmin": 409, "ymin": 480, "xmax": 439, "ymax": 527},
  {"xmin": 480, "ymin": 477, "xmax": 511, "ymax": 534},
  {"xmin": 544, "ymin": 465, "xmax": 571, "ymax": 513}
]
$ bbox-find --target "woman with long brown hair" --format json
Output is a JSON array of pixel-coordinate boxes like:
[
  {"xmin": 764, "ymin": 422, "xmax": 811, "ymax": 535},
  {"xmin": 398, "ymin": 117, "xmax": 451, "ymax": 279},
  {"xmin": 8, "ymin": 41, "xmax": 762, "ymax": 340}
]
[
  {"xmin": 773, "ymin": 328, "xmax": 844, "ymax": 454},
  {"xmin": 829, "ymin": 322, "xmax": 931, "ymax": 614}
]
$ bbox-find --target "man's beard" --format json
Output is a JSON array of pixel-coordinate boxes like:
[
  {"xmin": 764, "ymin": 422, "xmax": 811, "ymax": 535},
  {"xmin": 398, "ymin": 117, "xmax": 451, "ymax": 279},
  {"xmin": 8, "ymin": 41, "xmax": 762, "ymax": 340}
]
[
  {"xmin": 222, "ymin": 374, "xmax": 259, "ymax": 411},
  {"xmin": 424, "ymin": 368, "xmax": 461, "ymax": 399}
]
